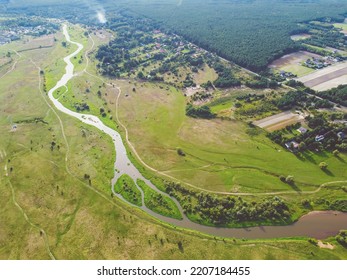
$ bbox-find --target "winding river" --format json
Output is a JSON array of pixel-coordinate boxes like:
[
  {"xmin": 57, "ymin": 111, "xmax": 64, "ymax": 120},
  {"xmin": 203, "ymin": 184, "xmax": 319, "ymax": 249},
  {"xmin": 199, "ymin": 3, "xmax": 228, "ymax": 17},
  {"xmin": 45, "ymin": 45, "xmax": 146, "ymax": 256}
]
[{"xmin": 48, "ymin": 24, "xmax": 347, "ymax": 240}]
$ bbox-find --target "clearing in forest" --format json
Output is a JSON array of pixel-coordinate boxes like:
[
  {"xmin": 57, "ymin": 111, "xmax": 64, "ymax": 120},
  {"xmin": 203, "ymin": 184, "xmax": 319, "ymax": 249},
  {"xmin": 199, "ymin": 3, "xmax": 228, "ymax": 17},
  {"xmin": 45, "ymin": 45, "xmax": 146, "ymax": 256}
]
[{"xmin": 268, "ymin": 51, "xmax": 320, "ymax": 77}]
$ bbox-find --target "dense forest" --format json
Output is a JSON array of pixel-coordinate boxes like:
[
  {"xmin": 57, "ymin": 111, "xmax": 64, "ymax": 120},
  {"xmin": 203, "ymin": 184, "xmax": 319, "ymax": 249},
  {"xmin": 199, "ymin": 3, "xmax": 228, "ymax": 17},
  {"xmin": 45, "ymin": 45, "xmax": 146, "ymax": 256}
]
[
  {"xmin": 109, "ymin": 0, "xmax": 347, "ymax": 71},
  {"xmin": 4, "ymin": 0, "xmax": 347, "ymax": 71}
]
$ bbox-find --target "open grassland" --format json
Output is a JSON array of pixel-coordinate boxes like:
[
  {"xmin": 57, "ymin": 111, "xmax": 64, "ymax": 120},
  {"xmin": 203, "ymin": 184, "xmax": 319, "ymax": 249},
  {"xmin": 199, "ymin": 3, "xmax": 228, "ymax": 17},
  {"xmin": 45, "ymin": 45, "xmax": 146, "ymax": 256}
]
[
  {"xmin": 17, "ymin": 34, "xmax": 55, "ymax": 52},
  {"xmin": 334, "ymin": 22, "xmax": 347, "ymax": 35},
  {"xmin": 0, "ymin": 23, "xmax": 346, "ymax": 260},
  {"xmin": 137, "ymin": 179, "xmax": 182, "ymax": 220},
  {"xmin": 193, "ymin": 64, "xmax": 218, "ymax": 85},
  {"xmin": 113, "ymin": 80, "xmax": 347, "ymax": 194}
]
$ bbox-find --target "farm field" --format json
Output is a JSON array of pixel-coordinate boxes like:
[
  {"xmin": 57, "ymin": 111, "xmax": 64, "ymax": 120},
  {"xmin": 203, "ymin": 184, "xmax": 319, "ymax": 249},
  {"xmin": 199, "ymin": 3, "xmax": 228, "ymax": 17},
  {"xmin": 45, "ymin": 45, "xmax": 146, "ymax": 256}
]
[
  {"xmin": 297, "ymin": 61, "xmax": 347, "ymax": 91},
  {"xmin": 312, "ymin": 76, "xmax": 347, "ymax": 92},
  {"xmin": 253, "ymin": 111, "xmax": 305, "ymax": 132},
  {"xmin": 334, "ymin": 21, "xmax": 347, "ymax": 35},
  {"xmin": 326, "ymin": 47, "xmax": 347, "ymax": 56},
  {"xmin": 302, "ymin": 43, "xmax": 347, "ymax": 58},
  {"xmin": 268, "ymin": 51, "xmax": 319, "ymax": 77}
]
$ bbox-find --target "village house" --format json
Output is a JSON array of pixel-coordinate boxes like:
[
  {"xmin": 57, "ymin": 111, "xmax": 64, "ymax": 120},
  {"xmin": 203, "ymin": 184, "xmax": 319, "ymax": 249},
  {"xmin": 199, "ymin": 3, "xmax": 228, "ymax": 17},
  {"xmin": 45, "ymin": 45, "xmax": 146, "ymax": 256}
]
[
  {"xmin": 285, "ymin": 140, "xmax": 299, "ymax": 151},
  {"xmin": 297, "ymin": 127, "xmax": 308, "ymax": 134},
  {"xmin": 337, "ymin": 131, "xmax": 346, "ymax": 140}
]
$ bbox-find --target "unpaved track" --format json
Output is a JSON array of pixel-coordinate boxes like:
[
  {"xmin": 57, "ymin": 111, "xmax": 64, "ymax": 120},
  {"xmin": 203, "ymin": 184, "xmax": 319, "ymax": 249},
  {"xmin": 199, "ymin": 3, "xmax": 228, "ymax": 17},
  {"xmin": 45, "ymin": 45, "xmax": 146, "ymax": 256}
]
[{"xmin": 37, "ymin": 23, "xmax": 347, "ymax": 240}]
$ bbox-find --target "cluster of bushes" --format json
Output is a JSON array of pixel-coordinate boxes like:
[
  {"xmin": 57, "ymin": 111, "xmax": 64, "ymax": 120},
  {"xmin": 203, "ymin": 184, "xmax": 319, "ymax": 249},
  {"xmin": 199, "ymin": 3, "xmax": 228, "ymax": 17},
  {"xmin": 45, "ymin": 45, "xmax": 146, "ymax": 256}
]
[
  {"xmin": 212, "ymin": 63, "xmax": 241, "ymax": 88},
  {"xmin": 114, "ymin": 175, "xmax": 142, "ymax": 207},
  {"xmin": 246, "ymin": 77, "xmax": 278, "ymax": 89},
  {"xmin": 301, "ymin": 23, "xmax": 346, "ymax": 50},
  {"xmin": 315, "ymin": 85, "xmax": 347, "ymax": 107},
  {"xmin": 165, "ymin": 182, "xmax": 291, "ymax": 226},
  {"xmin": 336, "ymin": 230, "xmax": 347, "ymax": 247},
  {"xmin": 275, "ymin": 91, "xmax": 333, "ymax": 110},
  {"xmin": 74, "ymin": 102, "xmax": 89, "ymax": 112},
  {"xmin": 186, "ymin": 104, "xmax": 215, "ymax": 119}
]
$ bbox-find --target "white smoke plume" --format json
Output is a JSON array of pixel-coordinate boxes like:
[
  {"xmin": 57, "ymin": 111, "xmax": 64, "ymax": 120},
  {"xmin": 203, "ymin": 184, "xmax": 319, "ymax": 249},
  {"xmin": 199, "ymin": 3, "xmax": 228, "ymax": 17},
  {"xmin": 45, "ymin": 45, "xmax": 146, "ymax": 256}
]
[
  {"xmin": 82, "ymin": 0, "xmax": 107, "ymax": 24},
  {"xmin": 97, "ymin": 10, "xmax": 107, "ymax": 24}
]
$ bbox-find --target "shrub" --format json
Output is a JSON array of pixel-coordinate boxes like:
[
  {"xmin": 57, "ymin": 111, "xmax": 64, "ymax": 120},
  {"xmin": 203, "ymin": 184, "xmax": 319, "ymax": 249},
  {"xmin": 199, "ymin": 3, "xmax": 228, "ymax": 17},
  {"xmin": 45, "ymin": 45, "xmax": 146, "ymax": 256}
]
[
  {"xmin": 177, "ymin": 148, "xmax": 186, "ymax": 157},
  {"xmin": 336, "ymin": 230, "xmax": 347, "ymax": 247},
  {"xmin": 319, "ymin": 162, "xmax": 328, "ymax": 170},
  {"xmin": 308, "ymin": 238, "xmax": 318, "ymax": 246},
  {"xmin": 285, "ymin": 175, "xmax": 294, "ymax": 184}
]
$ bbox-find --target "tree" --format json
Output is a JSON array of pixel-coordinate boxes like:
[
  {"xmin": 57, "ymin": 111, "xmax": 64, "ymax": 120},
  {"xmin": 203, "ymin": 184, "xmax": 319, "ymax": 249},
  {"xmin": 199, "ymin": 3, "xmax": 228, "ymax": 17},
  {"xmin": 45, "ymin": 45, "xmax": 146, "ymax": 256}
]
[
  {"xmin": 285, "ymin": 175, "xmax": 294, "ymax": 184},
  {"xmin": 177, "ymin": 241, "xmax": 184, "ymax": 253},
  {"xmin": 319, "ymin": 162, "xmax": 328, "ymax": 170},
  {"xmin": 137, "ymin": 71, "xmax": 145, "ymax": 79},
  {"xmin": 336, "ymin": 230, "xmax": 347, "ymax": 247},
  {"xmin": 177, "ymin": 148, "xmax": 185, "ymax": 156},
  {"xmin": 308, "ymin": 117, "xmax": 325, "ymax": 129},
  {"xmin": 298, "ymin": 142, "xmax": 307, "ymax": 151}
]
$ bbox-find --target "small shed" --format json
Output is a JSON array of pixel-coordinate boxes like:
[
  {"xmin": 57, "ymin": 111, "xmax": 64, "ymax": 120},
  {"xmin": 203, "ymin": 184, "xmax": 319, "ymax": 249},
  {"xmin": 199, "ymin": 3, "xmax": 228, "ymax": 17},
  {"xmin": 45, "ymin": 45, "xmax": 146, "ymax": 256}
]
[{"xmin": 297, "ymin": 127, "xmax": 307, "ymax": 134}]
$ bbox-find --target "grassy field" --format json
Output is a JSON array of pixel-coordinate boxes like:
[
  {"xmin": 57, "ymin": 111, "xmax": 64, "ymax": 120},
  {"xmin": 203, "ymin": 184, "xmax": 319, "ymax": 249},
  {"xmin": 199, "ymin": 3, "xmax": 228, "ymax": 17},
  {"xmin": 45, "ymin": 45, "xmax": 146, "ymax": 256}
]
[
  {"xmin": 137, "ymin": 179, "xmax": 182, "ymax": 220},
  {"xmin": 0, "ymin": 22, "xmax": 346, "ymax": 260},
  {"xmin": 114, "ymin": 175, "xmax": 142, "ymax": 207},
  {"xmin": 279, "ymin": 64, "xmax": 315, "ymax": 77},
  {"xmin": 114, "ymin": 81, "xmax": 347, "ymax": 194},
  {"xmin": 193, "ymin": 64, "xmax": 218, "ymax": 85},
  {"xmin": 268, "ymin": 51, "xmax": 319, "ymax": 77},
  {"xmin": 334, "ymin": 22, "xmax": 347, "ymax": 31}
]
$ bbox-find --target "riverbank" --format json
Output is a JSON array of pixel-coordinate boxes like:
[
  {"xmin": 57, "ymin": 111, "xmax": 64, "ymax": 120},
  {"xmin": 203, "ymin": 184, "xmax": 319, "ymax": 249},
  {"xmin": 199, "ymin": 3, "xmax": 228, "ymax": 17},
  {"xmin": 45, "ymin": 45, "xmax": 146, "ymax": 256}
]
[
  {"xmin": 1, "ymin": 19, "xmax": 346, "ymax": 259},
  {"xmin": 44, "ymin": 24, "xmax": 347, "ymax": 240}
]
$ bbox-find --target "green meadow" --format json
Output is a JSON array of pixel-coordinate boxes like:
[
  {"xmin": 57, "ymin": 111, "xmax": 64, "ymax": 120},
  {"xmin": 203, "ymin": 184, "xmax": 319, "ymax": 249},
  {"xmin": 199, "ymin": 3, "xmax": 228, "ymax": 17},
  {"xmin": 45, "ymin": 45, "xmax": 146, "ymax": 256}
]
[
  {"xmin": 0, "ymin": 21, "xmax": 346, "ymax": 260},
  {"xmin": 115, "ymin": 81, "xmax": 347, "ymax": 194},
  {"xmin": 137, "ymin": 179, "xmax": 182, "ymax": 220}
]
